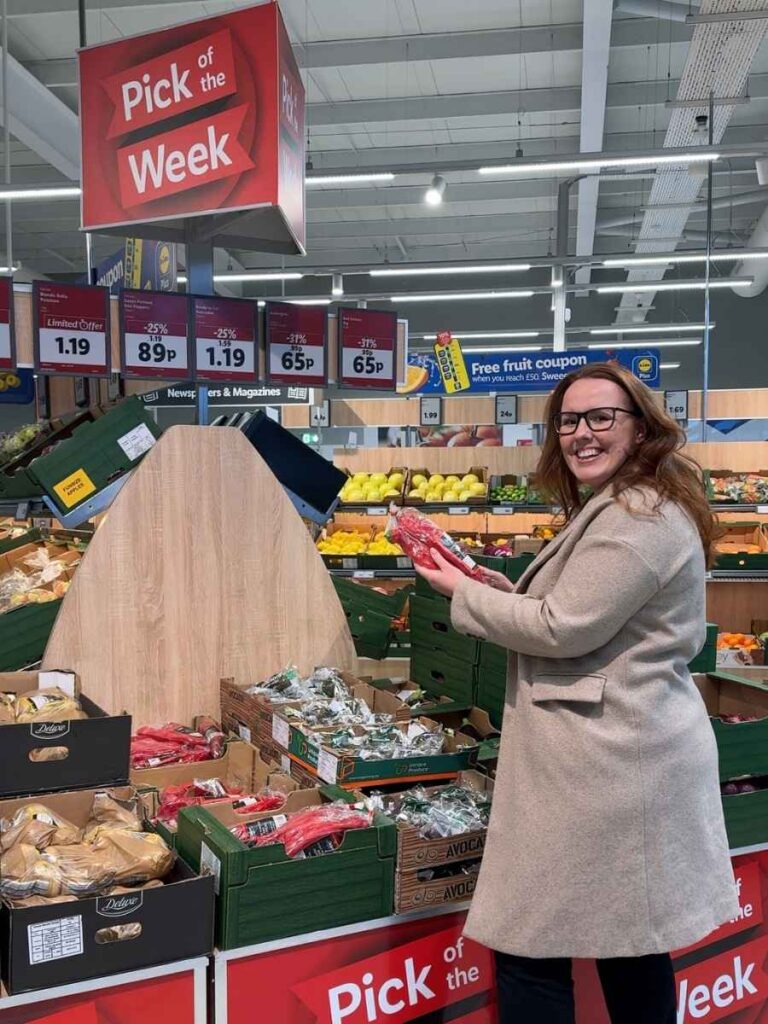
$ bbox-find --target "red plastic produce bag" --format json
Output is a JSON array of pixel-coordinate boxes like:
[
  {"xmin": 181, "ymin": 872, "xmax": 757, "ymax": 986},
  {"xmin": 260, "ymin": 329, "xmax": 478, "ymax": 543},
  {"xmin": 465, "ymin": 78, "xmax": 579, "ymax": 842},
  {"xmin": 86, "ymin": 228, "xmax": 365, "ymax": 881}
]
[{"xmin": 386, "ymin": 506, "xmax": 488, "ymax": 580}]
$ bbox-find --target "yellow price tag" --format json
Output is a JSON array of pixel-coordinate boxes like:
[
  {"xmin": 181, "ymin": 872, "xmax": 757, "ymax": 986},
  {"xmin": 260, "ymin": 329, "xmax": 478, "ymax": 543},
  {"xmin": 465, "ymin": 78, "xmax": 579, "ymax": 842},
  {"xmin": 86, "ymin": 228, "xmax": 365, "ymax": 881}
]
[
  {"xmin": 434, "ymin": 332, "xmax": 470, "ymax": 394},
  {"xmin": 53, "ymin": 468, "xmax": 97, "ymax": 509}
]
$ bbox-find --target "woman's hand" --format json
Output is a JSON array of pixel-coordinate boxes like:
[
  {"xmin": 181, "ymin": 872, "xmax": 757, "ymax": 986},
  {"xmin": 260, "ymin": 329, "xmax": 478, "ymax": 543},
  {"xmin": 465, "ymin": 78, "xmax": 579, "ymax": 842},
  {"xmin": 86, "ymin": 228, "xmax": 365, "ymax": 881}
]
[
  {"xmin": 414, "ymin": 548, "xmax": 467, "ymax": 598},
  {"xmin": 480, "ymin": 567, "xmax": 516, "ymax": 593}
]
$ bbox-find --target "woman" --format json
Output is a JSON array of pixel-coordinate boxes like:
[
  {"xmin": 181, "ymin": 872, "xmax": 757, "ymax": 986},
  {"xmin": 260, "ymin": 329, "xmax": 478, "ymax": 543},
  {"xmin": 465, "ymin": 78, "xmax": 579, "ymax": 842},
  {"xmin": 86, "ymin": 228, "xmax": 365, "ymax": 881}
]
[{"xmin": 416, "ymin": 364, "xmax": 738, "ymax": 1024}]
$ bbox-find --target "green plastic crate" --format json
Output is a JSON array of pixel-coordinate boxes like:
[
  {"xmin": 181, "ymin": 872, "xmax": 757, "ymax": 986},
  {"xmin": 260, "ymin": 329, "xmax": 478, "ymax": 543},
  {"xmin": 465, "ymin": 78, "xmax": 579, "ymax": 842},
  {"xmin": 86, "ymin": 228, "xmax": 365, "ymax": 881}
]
[
  {"xmin": 474, "ymin": 552, "xmax": 536, "ymax": 582},
  {"xmin": 410, "ymin": 645, "xmax": 475, "ymax": 705},
  {"xmin": 0, "ymin": 600, "xmax": 62, "ymax": 670},
  {"xmin": 28, "ymin": 398, "xmax": 161, "ymax": 514},
  {"xmin": 0, "ymin": 528, "xmax": 41, "ymax": 556},
  {"xmin": 410, "ymin": 594, "xmax": 479, "ymax": 663},
  {"xmin": 176, "ymin": 789, "xmax": 396, "ymax": 949},
  {"xmin": 722, "ymin": 789, "xmax": 768, "ymax": 850}
]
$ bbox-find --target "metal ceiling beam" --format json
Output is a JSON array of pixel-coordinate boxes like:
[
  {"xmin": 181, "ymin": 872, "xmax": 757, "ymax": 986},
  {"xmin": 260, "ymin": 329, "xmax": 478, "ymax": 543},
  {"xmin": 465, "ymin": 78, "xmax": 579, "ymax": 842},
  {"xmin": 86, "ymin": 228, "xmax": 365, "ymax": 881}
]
[
  {"xmin": 575, "ymin": 0, "xmax": 613, "ymax": 287},
  {"xmin": 18, "ymin": 17, "xmax": 693, "ymax": 87},
  {"xmin": 0, "ymin": 52, "xmax": 78, "ymax": 179},
  {"xmin": 306, "ymin": 72, "xmax": 768, "ymax": 127}
]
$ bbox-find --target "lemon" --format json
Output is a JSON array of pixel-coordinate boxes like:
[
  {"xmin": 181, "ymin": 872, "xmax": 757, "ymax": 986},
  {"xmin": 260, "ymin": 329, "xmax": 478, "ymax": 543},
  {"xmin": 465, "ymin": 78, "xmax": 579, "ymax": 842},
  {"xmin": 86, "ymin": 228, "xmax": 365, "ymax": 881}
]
[
  {"xmin": 388, "ymin": 473, "xmax": 404, "ymax": 489},
  {"xmin": 445, "ymin": 475, "xmax": 460, "ymax": 487},
  {"xmin": 382, "ymin": 488, "xmax": 400, "ymax": 497},
  {"xmin": 425, "ymin": 491, "xmax": 439, "ymax": 501},
  {"xmin": 407, "ymin": 488, "xmax": 422, "ymax": 498},
  {"xmin": 443, "ymin": 490, "xmax": 459, "ymax": 502},
  {"xmin": 428, "ymin": 474, "xmax": 445, "ymax": 487},
  {"xmin": 352, "ymin": 472, "xmax": 369, "ymax": 484},
  {"xmin": 461, "ymin": 474, "xmax": 479, "ymax": 486},
  {"xmin": 345, "ymin": 488, "xmax": 364, "ymax": 501},
  {"xmin": 470, "ymin": 482, "xmax": 486, "ymax": 496},
  {"xmin": 459, "ymin": 489, "xmax": 473, "ymax": 501},
  {"xmin": 411, "ymin": 474, "xmax": 427, "ymax": 488}
]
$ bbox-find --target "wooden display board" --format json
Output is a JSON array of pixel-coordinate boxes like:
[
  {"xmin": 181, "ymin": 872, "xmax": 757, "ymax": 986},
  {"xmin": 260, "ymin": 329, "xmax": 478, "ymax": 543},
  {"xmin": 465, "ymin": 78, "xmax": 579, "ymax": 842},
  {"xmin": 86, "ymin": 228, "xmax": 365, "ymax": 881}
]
[{"xmin": 42, "ymin": 426, "xmax": 355, "ymax": 725}]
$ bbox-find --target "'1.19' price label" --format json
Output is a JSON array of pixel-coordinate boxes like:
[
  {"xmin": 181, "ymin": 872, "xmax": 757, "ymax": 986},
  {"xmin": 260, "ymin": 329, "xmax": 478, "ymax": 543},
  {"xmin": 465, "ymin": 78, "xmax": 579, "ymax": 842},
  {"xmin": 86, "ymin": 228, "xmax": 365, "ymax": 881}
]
[
  {"xmin": 35, "ymin": 281, "xmax": 111, "ymax": 376},
  {"xmin": 120, "ymin": 290, "xmax": 190, "ymax": 380},
  {"xmin": 192, "ymin": 296, "xmax": 258, "ymax": 383}
]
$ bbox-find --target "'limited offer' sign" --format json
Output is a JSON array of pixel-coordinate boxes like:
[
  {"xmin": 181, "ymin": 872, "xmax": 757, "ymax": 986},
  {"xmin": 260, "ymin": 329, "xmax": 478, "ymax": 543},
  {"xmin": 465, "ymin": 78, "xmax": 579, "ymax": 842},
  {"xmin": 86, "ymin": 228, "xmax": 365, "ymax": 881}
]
[
  {"xmin": 120, "ymin": 289, "xmax": 190, "ymax": 379},
  {"xmin": 338, "ymin": 307, "xmax": 397, "ymax": 390},
  {"xmin": 0, "ymin": 276, "xmax": 15, "ymax": 370},
  {"xmin": 34, "ymin": 282, "xmax": 110, "ymax": 377},
  {"xmin": 192, "ymin": 295, "xmax": 258, "ymax": 383},
  {"xmin": 266, "ymin": 301, "xmax": 327, "ymax": 387}
]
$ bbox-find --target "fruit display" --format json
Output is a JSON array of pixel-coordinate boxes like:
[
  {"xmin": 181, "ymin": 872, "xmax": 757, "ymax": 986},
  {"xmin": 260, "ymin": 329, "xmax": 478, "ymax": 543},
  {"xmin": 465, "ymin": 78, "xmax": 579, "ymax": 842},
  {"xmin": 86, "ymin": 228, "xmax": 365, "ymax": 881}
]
[
  {"xmin": 416, "ymin": 425, "xmax": 502, "ymax": 448},
  {"xmin": 406, "ymin": 469, "xmax": 488, "ymax": 504},
  {"xmin": 338, "ymin": 469, "xmax": 405, "ymax": 504},
  {"xmin": 0, "ymin": 544, "xmax": 77, "ymax": 614},
  {"xmin": 709, "ymin": 471, "xmax": 768, "ymax": 504},
  {"xmin": 316, "ymin": 527, "xmax": 404, "ymax": 557},
  {"xmin": 0, "ymin": 423, "xmax": 44, "ymax": 467},
  {"xmin": 716, "ymin": 632, "xmax": 765, "ymax": 667},
  {"xmin": 490, "ymin": 481, "xmax": 527, "ymax": 503}
]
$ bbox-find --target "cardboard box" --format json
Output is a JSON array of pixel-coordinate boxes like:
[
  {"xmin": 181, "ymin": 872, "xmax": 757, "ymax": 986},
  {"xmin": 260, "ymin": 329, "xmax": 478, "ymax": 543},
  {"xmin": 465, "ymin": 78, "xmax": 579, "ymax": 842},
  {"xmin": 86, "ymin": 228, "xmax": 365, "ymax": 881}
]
[
  {"xmin": 707, "ymin": 469, "xmax": 768, "ymax": 505},
  {"xmin": 716, "ymin": 640, "xmax": 765, "ymax": 667},
  {"xmin": 0, "ymin": 671, "xmax": 131, "ymax": 799},
  {"xmin": 694, "ymin": 671, "xmax": 768, "ymax": 781},
  {"xmin": 176, "ymin": 788, "xmax": 396, "ymax": 949},
  {"xmin": 274, "ymin": 712, "xmax": 478, "ymax": 787},
  {"xmin": 130, "ymin": 738, "xmax": 296, "ymax": 845},
  {"xmin": 404, "ymin": 466, "xmax": 487, "ymax": 506},
  {"xmin": 394, "ymin": 860, "xmax": 481, "ymax": 913},
  {"xmin": 369, "ymin": 678, "xmax": 468, "ymax": 718},
  {"xmin": 0, "ymin": 786, "xmax": 214, "ymax": 994},
  {"xmin": 338, "ymin": 466, "xmax": 406, "ymax": 507},
  {"xmin": 513, "ymin": 536, "xmax": 545, "ymax": 556},
  {"xmin": 714, "ymin": 524, "xmax": 768, "ymax": 570}
]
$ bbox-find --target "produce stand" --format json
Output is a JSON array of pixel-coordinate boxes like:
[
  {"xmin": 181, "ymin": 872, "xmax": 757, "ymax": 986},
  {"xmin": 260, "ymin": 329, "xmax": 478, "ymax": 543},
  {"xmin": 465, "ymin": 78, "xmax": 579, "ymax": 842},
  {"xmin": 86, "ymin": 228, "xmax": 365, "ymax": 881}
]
[{"xmin": 0, "ymin": 957, "xmax": 208, "ymax": 1024}]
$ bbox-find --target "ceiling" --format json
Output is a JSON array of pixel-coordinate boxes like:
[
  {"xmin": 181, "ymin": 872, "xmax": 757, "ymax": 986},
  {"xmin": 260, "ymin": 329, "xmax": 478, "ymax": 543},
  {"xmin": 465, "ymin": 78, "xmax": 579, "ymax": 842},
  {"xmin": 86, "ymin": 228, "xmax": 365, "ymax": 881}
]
[{"xmin": 3, "ymin": 0, "xmax": 768, "ymax": 317}]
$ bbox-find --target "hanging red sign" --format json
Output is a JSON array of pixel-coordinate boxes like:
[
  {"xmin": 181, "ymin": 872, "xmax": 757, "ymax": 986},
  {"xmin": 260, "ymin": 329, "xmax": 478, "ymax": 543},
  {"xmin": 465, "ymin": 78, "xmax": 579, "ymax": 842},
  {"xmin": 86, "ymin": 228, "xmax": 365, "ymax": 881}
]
[
  {"xmin": 191, "ymin": 295, "xmax": 258, "ymax": 383},
  {"xmin": 119, "ymin": 288, "xmax": 190, "ymax": 380},
  {"xmin": 338, "ymin": 307, "xmax": 398, "ymax": 390},
  {"xmin": 266, "ymin": 301, "xmax": 327, "ymax": 387},
  {"xmin": 79, "ymin": 3, "xmax": 306, "ymax": 252},
  {"xmin": 33, "ymin": 282, "xmax": 110, "ymax": 377},
  {"xmin": 0, "ymin": 275, "xmax": 15, "ymax": 370}
]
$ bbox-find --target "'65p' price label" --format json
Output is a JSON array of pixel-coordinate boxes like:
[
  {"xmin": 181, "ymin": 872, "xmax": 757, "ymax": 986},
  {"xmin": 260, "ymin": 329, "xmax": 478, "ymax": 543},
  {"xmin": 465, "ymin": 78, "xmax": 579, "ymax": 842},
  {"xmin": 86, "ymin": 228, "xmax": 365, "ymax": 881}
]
[
  {"xmin": 192, "ymin": 295, "xmax": 258, "ymax": 383},
  {"xmin": 338, "ymin": 307, "xmax": 397, "ymax": 390},
  {"xmin": 266, "ymin": 301, "xmax": 327, "ymax": 387},
  {"xmin": 120, "ymin": 289, "xmax": 190, "ymax": 379},
  {"xmin": 34, "ymin": 281, "xmax": 110, "ymax": 377}
]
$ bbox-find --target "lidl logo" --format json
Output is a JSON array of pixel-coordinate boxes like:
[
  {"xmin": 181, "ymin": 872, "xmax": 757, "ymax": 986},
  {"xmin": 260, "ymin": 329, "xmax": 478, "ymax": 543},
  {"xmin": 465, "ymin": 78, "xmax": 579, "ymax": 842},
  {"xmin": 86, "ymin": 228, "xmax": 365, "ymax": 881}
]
[
  {"xmin": 632, "ymin": 353, "xmax": 658, "ymax": 383},
  {"xmin": 159, "ymin": 244, "xmax": 171, "ymax": 276}
]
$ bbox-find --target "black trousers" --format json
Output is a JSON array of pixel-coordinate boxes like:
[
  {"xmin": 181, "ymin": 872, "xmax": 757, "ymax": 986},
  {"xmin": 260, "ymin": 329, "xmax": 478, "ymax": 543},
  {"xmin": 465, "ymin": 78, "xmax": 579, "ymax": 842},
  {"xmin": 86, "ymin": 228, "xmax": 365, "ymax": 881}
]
[{"xmin": 495, "ymin": 950, "xmax": 677, "ymax": 1024}]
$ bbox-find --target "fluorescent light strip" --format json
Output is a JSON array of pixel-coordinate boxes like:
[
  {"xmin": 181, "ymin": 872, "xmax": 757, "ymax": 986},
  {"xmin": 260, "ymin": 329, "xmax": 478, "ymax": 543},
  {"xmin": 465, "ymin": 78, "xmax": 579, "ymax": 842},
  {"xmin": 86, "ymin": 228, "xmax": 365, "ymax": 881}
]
[
  {"xmin": 421, "ymin": 331, "xmax": 540, "ymax": 340},
  {"xmin": 177, "ymin": 272, "xmax": 303, "ymax": 284},
  {"xmin": 587, "ymin": 339, "xmax": 701, "ymax": 349},
  {"xmin": 0, "ymin": 186, "xmax": 81, "ymax": 200},
  {"xmin": 306, "ymin": 173, "xmax": 396, "ymax": 185},
  {"xmin": 660, "ymin": 362, "xmax": 681, "ymax": 369},
  {"xmin": 370, "ymin": 263, "xmax": 531, "ymax": 277},
  {"xmin": 478, "ymin": 152, "xmax": 720, "ymax": 176},
  {"xmin": 595, "ymin": 278, "xmax": 752, "ymax": 294},
  {"xmin": 287, "ymin": 298, "xmax": 332, "ymax": 306},
  {"xmin": 391, "ymin": 290, "xmax": 535, "ymax": 303},
  {"xmin": 589, "ymin": 323, "xmax": 710, "ymax": 334},
  {"xmin": 601, "ymin": 252, "xmax": 768, "ymax": 267}
]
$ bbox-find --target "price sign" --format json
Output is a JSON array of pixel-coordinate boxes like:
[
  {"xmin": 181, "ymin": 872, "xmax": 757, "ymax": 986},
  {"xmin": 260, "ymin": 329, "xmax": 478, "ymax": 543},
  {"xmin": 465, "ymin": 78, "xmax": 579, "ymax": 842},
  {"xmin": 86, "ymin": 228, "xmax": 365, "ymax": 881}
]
[
  {"xmin": 266, "ymin": 301, "xmax": 328, "ymax": 386},
  {"xmin": 420, "ymin": 396, "xmax": 442, "ymax": 426},
  {"xmin": 338, "ymin": 307, "xmax": 397, "ymax": 390},
  {"xmin": 34, "ymin": 281, "xmax": 110, "ymax": 377},
  {"xmin": 120, "ymin": 288, "xmax": 190, "ymax": 379},
  {"xmin": 664, "ymin": 389, "xmax": 689, "ymax": 422},
  {"xmin": 495, "ymin": 394, "xmax": 518, "ymax": 425},
  {"xmin": 192, "ymin": 294, "xmax": 258, "ymax": 383},
  {"xmin": 0, "ymin": 276, "xmax": 15, "ymax": 370},
  {"xmin": 434, "ymin": 330, "xmax": 470, "ymax": 394}
]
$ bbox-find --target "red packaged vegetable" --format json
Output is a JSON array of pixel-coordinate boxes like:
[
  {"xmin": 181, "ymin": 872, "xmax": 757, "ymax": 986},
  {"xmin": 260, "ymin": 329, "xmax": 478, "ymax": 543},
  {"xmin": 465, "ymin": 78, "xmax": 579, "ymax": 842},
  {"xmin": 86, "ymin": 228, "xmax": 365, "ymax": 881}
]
[{"xmin": 386, "ymin": 506, "xmax": 489, "ymax": 580}]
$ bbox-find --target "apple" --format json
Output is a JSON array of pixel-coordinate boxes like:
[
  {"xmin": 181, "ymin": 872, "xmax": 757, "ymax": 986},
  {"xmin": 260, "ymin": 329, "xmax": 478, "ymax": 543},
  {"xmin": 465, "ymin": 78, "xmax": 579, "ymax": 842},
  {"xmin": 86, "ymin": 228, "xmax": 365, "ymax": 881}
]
[
  {"xmin": 470, "ymin": 482, "xmax": 487, "ymax": 496},
  {"xmin": 411, "ymin": 473, "xmax": 427, "ymax": 488},
  {"xmin": 443, "ymin": 490, "xmax": 459, "ymax": 502},
  {"xmin": 371, "ymin": 472, "xmax": 388, "ymax": 486},
  {"xmin": 388, "ymin": 472, "xmax": 404, "ymax": 489},
  {"xmin": 407, "ymin": 488, "xmax": 422, "ymax": 498},
  {"xmin": 428, "ymin": 474, "xmax": 445, "ymax": 487},
  {"xmin": 461, "ymin": 473, "xmax": 479, "ymax": 486},
  {"xmin": 459, "ymin": 489, "xmax": 473, "ymax": 501},
  {"xmin": 352, "ymin": 472, "xmax": 369, "ymax": 484}
]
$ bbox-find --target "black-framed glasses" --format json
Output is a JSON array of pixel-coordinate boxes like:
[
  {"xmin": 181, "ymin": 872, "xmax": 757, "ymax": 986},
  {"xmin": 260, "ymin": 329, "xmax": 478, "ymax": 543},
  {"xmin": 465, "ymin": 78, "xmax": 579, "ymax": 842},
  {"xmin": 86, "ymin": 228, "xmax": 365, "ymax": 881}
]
[{"xmin": 553, "ymin": 406, "xmax": 640, "ymax": 436}]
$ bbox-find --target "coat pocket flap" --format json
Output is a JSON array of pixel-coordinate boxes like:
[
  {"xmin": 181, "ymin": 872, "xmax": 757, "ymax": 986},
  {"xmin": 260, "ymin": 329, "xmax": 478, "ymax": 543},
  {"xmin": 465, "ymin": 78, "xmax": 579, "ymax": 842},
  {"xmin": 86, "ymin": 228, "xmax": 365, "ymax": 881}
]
[{"xmin": 531, "ymin": 673, "xmax": 606, "ymax": 704}]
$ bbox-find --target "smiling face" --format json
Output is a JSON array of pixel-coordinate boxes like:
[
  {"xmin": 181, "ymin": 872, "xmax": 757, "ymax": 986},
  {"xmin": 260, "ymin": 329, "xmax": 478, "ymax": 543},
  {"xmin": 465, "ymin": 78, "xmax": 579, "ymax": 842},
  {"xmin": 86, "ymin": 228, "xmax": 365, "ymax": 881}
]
[{"xmin": 558, "ymin": 378, "xmax": 646, "ymax": 491}]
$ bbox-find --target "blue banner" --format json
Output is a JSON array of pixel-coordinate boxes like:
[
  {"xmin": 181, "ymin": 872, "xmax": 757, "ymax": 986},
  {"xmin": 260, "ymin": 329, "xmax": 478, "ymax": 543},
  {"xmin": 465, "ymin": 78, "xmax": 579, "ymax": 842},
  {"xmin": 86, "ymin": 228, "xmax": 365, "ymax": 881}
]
[
  {"xmin": 95, "ymin": 239, "xmax": 177, "ymax": 294},
  {"xmin": 398, "ymin": 347, "xmax": 660, "ymax": 394},
  {"xmin": 0, "ymin": 368, "xmax": 35, "ymax": 404}
]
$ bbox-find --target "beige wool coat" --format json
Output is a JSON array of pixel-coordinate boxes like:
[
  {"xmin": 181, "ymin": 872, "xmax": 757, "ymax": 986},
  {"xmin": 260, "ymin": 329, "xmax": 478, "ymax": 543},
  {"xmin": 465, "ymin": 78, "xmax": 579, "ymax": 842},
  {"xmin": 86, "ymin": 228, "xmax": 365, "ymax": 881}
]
[{"xmin": 452, "ymin": 486, "xmax": 739, "ymax": 959}]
